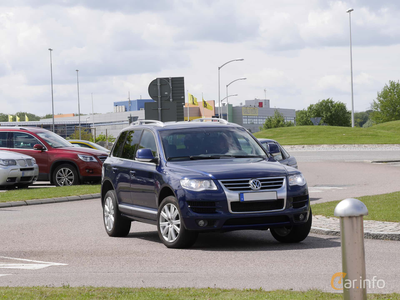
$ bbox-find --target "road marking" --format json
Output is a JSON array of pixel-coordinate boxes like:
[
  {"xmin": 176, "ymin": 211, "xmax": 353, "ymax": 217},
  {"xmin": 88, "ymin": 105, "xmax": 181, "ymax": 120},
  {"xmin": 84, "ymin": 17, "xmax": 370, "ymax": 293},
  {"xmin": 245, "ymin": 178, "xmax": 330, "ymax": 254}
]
[
  {"xmin": 0, "ymin": 256, "xmax": 67, "ymax": 271},
  {"xmin": 0, "ymin": 274, "xmax": 11, "ymax": 277}
]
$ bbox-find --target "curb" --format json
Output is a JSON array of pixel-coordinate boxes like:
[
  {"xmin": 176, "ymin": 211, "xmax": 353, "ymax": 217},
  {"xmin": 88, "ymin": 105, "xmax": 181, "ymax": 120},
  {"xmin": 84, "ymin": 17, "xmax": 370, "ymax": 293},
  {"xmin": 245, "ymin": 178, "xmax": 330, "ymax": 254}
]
[
  {"xmin": 0, "ymin": 193, "xmax": 101, "ymax": 208},
  {"xmin": 311, "ymin": 227, "xmax": 400, "ymax": 241}
]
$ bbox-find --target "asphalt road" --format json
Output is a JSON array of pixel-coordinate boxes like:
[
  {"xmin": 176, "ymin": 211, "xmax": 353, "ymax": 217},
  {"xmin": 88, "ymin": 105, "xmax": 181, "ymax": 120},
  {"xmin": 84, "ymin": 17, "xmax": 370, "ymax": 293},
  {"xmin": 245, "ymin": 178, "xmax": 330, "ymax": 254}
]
[{"xmin": 0, "ymin": 150, "xmax": 399, "ymax": 292}]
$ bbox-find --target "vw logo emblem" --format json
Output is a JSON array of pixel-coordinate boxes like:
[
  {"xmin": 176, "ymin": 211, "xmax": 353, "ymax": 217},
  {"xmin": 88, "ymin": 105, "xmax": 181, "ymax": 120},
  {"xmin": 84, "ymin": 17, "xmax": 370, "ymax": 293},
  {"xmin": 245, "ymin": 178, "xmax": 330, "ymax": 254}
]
[{"xmin": 249, "ymin": 179, "xmax": 262, "ymax": 190}]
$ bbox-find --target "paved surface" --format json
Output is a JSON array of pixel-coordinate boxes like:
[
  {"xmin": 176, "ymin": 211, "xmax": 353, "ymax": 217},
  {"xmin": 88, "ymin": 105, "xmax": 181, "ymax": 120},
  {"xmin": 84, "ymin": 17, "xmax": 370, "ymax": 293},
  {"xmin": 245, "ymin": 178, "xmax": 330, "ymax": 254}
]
[{"xmin": 0, "ymin": 199, "xmax": 399, "ymax": 293}]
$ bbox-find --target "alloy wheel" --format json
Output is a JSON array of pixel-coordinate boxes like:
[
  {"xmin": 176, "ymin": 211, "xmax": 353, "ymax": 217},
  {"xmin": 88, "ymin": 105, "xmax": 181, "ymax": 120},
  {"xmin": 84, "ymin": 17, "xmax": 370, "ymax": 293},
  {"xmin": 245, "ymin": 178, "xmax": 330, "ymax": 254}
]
[{"xmin": 159, "ymin": 203, "xmax": 181, "ymax": 242}]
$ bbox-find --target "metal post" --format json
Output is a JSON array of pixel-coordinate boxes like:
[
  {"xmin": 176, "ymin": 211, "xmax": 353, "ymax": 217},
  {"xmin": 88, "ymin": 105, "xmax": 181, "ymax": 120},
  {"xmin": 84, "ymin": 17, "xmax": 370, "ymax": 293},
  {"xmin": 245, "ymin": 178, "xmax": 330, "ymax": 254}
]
[
  {"xmin": 226, "ymin": 85, "xmax": 229, "ymax": 121},
  {"xmin": 157, "ymin": 78, "xmax": 161, "ymax": 121},
  {"xmin": 334, "ymin": 198, "xmax": 368, "ymax": 300},
  {"xmin": 76, "ymin": 70, "xmax": 81, "ymax": 139},
  {"xmin": 91, "ymin": 93, "xmax": 95, "ymax": 141},
  {"xmin": 347, "ymin": 8, "xmax": 355, "ymax": 128},
  {"xmin": 48, "ymin": 48, "xmax": 55, "ymax": 132}
]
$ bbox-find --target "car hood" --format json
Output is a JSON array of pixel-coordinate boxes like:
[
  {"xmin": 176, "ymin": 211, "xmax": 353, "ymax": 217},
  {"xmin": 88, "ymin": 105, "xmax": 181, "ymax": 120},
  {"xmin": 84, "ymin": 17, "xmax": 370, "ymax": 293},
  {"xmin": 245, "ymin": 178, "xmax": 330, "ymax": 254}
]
[
  {"xmin": 166, "ymin": 158, "xmax": 290, "ymax": 180},
  {"xmin": 57, "ymin": 147, "xmax": 108, "ymax": 156},
  {"xmin": 0, "ymin": 150, "xmax": 35, "ymax": 160}
]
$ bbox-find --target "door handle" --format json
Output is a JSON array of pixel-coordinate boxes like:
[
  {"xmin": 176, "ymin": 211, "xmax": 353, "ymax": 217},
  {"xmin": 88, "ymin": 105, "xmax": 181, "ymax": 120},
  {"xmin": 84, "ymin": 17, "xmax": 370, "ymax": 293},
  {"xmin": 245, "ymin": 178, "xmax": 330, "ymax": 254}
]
[
  {"xmin": 130, "ymin": 170, "xmax": 136, "ymax": 177},
  {"xmin": 112, "ymin": 167, "xmax": 118, "ymax": 173}
]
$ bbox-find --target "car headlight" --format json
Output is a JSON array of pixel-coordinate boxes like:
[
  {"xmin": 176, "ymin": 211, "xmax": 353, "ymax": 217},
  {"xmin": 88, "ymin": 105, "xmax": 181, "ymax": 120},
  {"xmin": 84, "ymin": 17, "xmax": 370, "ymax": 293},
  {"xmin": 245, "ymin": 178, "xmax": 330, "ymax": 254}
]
[
  {"xmin": 78, "ymin": 154, "xmax": 97, "ymax": 162},
  {"xmin": 180, "ymin": 178, "xmax": 217, "ymax": 191},
  {"xmin": 0, "ymin": 159, "xmax": 17, "ymax": 166},
  {"xmin": 288, "ymin": 173, "xmax": 306, "ymax": 186},
  {"xmin": 31, "ymin": 158, "xmax": 36, "ymax": 164}
]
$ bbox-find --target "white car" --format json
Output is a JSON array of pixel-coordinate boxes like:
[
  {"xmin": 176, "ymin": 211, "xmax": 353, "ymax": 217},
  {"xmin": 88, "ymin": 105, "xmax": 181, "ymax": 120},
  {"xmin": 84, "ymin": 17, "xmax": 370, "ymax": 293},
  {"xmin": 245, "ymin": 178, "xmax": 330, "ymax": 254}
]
[{"xmin": 0, "ymin": 150, "xmax": 39, "ymax": 188}]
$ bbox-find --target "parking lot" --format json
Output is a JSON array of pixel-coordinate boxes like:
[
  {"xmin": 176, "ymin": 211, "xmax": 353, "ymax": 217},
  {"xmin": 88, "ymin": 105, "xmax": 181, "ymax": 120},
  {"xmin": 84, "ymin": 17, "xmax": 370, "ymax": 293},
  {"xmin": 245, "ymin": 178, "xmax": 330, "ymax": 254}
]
[{"xmin": 0, "ymin": 149, "xmax": 399, "ymax": 292}]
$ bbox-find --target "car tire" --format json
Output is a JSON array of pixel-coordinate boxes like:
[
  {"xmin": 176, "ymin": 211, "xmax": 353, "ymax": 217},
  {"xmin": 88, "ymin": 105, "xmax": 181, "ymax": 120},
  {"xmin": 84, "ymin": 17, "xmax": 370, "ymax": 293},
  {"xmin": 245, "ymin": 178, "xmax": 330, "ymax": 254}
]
[
  {"xmin": 270, "ymin": 209, "xmax": 312, "ymax": 243},
  {"xmin": 103, "ymin": 190, "xmax": 131, "ymax": 237},
  {"xmin": 53, "ymin": 164, "xmax": 79, "ymax": 187},
  {"xmin": 157, "ymin": 196, "xmax": 198, "ymax": 249}
]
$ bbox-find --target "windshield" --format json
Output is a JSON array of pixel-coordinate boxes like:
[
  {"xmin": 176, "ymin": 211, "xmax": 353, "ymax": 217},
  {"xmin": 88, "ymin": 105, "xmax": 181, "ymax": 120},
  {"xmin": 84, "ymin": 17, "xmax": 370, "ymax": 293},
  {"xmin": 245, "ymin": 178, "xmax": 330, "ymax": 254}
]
[
  {"xmin": 160, "ymin": 127, "xmax": 267, "ymax": 161},
  {"xmin": 37, "ymin": 131, "xmax": 73, "ymax": 149}
]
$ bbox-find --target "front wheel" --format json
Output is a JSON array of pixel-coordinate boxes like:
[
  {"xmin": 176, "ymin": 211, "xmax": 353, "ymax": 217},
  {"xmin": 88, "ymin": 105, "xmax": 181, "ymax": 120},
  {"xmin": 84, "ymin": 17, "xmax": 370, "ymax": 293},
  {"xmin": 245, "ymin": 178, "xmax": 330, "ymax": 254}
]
[
  {"xmin": 53, "ymin": 164, "xmax": 79, "ymax": 186},
  {"xmin": 270, "ymin": 210, "xmax": 312, "ymax": 243},
  {"xmin": 157, "ymin": 196, "xmax": 198, "ymax": 248}
]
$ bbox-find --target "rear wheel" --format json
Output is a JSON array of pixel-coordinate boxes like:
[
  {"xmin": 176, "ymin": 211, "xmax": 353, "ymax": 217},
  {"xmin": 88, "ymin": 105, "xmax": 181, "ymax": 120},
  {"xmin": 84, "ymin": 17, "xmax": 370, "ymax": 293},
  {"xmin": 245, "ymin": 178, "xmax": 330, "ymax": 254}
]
[
  {"xmin": 270, "ymin": 210, "xmax": 312, "ymax": 243},
  {"xmin": 53, "ymin": 164, "xmax": 79, "ymax": 186},
  {"xmin": 157, "ymin": 196, "xmax": 198, "ymax": 248},
  {"xmin": 103, "ymin": 190, "xmax": 131, "ymax": 237}
]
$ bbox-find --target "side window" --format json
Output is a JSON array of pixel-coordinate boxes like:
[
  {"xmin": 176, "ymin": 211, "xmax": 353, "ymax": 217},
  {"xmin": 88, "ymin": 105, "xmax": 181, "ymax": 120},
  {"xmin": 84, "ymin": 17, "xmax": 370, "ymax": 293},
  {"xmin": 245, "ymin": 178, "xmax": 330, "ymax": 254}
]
[
  {"xmin": 121, "ymin": 130, "xmax": 142, "ymax": 160},
  {"xmin": 77, "ymin": 143, "xmax": 92, "ymax": 149},
  {"xmin": 138, "ymin": 130, "xmax": 158, "ymax": 157},
  {"xmin": 12, "ymin": 133, "xmax": 41, "ymax": 149},
  {"xmin": 112, "ymin": 132, "xmax": 128, "ymax": 158},
  {"xmin": 0, "ymin": 132, "xmax": 8, "ymax": 148}
]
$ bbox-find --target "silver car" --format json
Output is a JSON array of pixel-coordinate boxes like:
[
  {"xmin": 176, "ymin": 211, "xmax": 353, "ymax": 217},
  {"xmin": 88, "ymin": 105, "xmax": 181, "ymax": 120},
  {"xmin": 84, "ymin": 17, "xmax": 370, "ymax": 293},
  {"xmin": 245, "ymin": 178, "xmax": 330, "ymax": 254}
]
[
  {"xmin": 0, "ymin": 150, "xmax": 39, "ymax": 188},
  {"xmin": 258, "ymin": 138, "xmax": 298, "ymax": 169}
]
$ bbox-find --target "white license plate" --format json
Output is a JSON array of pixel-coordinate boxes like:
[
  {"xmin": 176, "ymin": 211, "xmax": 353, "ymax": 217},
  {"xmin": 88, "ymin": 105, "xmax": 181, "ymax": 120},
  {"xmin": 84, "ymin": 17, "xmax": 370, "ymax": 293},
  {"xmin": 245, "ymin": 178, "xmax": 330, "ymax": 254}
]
[{"xmin": 239, "ymin": 191, "xmax": 277, "ymax": 202}]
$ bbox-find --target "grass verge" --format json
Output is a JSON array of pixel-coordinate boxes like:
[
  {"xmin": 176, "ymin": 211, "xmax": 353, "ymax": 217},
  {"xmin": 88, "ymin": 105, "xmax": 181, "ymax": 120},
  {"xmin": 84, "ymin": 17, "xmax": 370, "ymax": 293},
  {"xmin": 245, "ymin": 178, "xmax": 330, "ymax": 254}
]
[
  {"xmin": 312, "ymin": 191, "xmax": 400, "ymax": 222},
  {"xmin": 0, "ymin": 185, "xmax": 100, "ymax": 203},
  {"xmin": 253, "ymin": 120, "xmax": 400, "ymax": 145},
  {"xmin": 0, "ymin": 287, "xmax": 399, "ymax": 300}
]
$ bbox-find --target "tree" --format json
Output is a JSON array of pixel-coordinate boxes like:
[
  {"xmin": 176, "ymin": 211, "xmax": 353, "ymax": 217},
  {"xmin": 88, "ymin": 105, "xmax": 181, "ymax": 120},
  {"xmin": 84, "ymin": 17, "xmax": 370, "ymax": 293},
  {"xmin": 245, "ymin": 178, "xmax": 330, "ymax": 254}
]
[
  {"xmin": 295, "ymin": 110, "xmax": 312, "ymax": 125},
  {"xmin": 96, "ymin": 133, "xmax": 115, "ymax": 143},
  {"xmin": 296, "ymin": 99, "xmax": 351, "ymax": 127},
  {"xmin": 68, "ymin": 128, "xmax": 93, "ymax": 141},
  {"xmin": 354, "ymin": 110, "xmax": 372, "ymax": 127},
  {"xmin": 371, "ymin": 80, "xmax": 400, "ymax": 124},
  {"xmin": 262, "ymin": 110, "xmax": 294, "ymax": 130}
]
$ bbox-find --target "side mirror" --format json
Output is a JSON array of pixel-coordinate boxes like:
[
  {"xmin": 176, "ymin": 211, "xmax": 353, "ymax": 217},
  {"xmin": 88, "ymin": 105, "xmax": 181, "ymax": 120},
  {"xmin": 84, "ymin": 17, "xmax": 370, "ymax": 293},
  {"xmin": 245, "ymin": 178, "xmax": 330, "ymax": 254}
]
[
  {"xmin": 33, "ymin": 144, "xmax": 44, "ymax": 151},
  {"xmin": 136, "ymin": 148, "xmax": 158, "ymax": 163},
  {"xmin": 267, "ymin": 144, "xmax": 281, "ymax": 156}
]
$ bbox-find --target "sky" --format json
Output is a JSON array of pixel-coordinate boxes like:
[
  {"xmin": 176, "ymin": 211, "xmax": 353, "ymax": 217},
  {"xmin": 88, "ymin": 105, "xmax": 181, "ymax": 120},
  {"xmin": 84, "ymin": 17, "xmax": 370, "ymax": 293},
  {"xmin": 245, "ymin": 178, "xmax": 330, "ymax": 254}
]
[{"xmin": 1, "ymin": 0, "xmax": 400, "ymax": 117}]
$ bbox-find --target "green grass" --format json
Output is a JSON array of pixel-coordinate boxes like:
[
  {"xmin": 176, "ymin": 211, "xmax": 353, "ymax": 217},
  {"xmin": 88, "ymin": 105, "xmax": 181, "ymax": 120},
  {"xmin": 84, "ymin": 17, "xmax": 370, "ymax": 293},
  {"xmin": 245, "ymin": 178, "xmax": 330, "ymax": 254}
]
[
  {"xmin": 253, "ymin": 120, "xmax": 400, "ymax": 145},
  {"xmin": 0, "ymin": 185, "xmax": 100, "ymax": 203},
  {"xmin": 0, "ymin": 287, "xmax": 398, "ymax": 300},
  {"xmin": 312, "ymin": 191, "xmax": 400, "ymax": 222}
]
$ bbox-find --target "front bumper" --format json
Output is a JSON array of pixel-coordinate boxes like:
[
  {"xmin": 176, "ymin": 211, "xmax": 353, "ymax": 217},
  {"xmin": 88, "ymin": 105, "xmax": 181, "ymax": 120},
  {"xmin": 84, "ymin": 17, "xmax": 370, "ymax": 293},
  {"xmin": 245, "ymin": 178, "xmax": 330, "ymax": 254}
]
[
  {"xmin": 0, "ymin": 165, "xmax": 39, "ymax": 186},
  {"xmin": 178, "ymin": 184, "xmax": 310, "ymax": 232}
]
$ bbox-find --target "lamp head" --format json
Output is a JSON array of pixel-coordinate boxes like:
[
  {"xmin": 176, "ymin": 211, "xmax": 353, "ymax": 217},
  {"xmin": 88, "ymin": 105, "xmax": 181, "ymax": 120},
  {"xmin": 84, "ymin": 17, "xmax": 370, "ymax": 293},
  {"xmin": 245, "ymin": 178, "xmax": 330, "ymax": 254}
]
[{"xmin": 346, "ymin": 8, "xmax": 354, "ymax": 13}]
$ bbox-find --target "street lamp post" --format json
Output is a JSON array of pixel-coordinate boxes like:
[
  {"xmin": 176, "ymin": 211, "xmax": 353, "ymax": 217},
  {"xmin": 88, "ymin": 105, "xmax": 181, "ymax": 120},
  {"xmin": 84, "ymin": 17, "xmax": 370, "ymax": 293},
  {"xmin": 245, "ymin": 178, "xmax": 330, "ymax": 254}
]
[
  {"xmin": 76, "ymin": 70, "xmax": 81, "ymax": 139},
  {"xmin": 218, "ymin": 58, "xmax": 244, "ymax": 117},
  {"xmin": 48, "ymin": 48, "xmax": 55, "ymax": 132},
  {"xmin": 347, "ymin": 8, "xmax": 355, "ymax": 128},
  {"xmin": 226, "ymin": 77, "xmax": 246, "ymax": 121}
]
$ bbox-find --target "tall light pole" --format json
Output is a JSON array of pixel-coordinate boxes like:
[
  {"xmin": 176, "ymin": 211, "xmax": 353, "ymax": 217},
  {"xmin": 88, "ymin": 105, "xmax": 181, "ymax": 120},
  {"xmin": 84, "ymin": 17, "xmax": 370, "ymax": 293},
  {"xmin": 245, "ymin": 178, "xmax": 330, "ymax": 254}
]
[
  {"xmin": 76, "ymin": 70, "xmax": 81, "ymax": 139},
  {"xmin": 218, "ymin": 58, "xmax": 244, "ymax": 117},
  {"xmin": 347, "ymin": 8, "xmax": 355, "ymax": 127},
  {"xmin": 226, "ymin": 77, "xmax": 246, "ymax": 121},
  {"xmin": 48, "ymin": 48, "xmax": 55, "ymax": 132}
]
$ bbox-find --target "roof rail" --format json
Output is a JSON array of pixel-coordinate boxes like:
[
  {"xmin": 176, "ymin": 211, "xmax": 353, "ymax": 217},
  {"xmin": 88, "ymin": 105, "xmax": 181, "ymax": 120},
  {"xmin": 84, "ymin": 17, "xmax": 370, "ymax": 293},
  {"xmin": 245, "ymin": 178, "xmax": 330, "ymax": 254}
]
[
  {"xmin": 0, "ymin": 126, "xmax": 29, "ymax": 130},
  {"xmin": 131, "ymin": 120, "xmax": 164, "ymax": 127},
  {"xmin": 191, "ymin": 118, "xmax": 228, "ymax": 124}
]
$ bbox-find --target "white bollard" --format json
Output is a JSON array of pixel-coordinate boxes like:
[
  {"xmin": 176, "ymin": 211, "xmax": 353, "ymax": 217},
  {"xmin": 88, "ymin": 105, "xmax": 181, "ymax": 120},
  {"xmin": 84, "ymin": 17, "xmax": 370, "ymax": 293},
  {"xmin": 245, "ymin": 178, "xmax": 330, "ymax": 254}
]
[{"xmin": 334, "ymin": 198, "xmax": 368, "ymax": 300}]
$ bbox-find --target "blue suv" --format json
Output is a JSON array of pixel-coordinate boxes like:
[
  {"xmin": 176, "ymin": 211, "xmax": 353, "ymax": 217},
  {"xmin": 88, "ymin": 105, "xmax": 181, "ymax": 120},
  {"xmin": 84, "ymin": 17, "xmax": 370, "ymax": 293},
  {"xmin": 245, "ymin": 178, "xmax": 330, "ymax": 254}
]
[{"xmin": 101, "ymin": 119, "xmax": 311, "ymax": 248}]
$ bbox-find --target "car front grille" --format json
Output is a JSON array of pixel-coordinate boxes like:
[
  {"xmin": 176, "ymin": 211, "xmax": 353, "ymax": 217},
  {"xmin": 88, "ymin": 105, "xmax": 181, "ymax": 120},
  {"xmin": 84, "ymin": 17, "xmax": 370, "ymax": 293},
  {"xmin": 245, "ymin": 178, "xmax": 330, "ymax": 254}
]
[
  {"xmin": 20, "ymin": 176, "xmax": 34, "ymax": 182},
  {"xmin": 223, "ymin": 215, "xmax": 289, "ymax": 227},
  {"xmin": 231, "ymin": 199, "xmax": 285, "ymax": 212},
  {"xmin": 98, "ymin": 156, "xmax": 108, "ymax": 163},
  {"xmin": 16, "ymin": 159, "xmax": 34, "ymax": 167},
  {"xmin": 219, "ymin": 177, "xmax": 284, "ymax": 191},
  {"xmin": 187, "ymin": 201, "xmax": 217, "ymax": 214}
]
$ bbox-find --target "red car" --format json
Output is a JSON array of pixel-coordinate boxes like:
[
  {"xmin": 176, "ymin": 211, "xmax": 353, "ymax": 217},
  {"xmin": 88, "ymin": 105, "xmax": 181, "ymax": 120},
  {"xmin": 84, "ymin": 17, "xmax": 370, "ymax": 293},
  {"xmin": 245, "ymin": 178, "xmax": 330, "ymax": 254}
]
[{"xmin": 0, "ymin": 127, "xmax": 108, "ymax": 186}]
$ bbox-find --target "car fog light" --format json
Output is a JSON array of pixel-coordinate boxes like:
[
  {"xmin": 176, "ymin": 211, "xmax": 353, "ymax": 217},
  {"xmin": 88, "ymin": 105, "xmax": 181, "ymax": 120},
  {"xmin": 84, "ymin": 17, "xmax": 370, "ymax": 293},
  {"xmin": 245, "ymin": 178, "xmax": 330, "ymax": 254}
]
[
  {"xmin": 299, "ymin": 213, "xmax": 305, "ymax": 221},
  {"xmin": 197, "ymin": 220, "xmax": 208, "ymax": 227}
]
